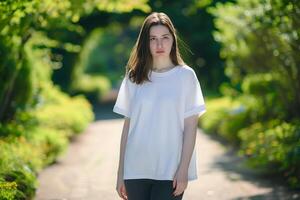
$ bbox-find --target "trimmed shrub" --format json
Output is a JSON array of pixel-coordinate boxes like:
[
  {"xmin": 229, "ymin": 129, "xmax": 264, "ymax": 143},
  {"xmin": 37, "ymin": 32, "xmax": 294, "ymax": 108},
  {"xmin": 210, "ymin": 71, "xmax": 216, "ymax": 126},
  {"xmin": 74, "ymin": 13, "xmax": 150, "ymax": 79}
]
[{"xmin": 238, "ymin": 119, "xmax": 300, "ymax": 188}]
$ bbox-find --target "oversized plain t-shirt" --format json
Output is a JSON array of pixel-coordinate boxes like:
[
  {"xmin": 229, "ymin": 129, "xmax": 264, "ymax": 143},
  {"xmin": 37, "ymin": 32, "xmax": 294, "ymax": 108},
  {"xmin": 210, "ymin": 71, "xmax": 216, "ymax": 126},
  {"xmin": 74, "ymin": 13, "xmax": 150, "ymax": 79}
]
[{"xmin": 113, "ymin": 65, "xmax": 206, "ymax": 181}]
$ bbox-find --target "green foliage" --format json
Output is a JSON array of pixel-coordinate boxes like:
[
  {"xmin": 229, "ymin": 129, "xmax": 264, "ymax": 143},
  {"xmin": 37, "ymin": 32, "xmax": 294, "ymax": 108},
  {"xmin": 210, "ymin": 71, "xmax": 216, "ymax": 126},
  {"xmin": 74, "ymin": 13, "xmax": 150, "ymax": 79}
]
[
  {"xmin": 209, "ymin": 0, "xmax": 300, "ymax": 118},
  {"xmin": 71, "ymin": 26, "xmax": 118, "ymax": 101},
  {"xmin": 0, "ymin": 179, "xmax": 17, "ymax": 200},
  {"xmin": 29, "ymin": 127, "xmax": 68, "ymax": 166},
  {"xmin": 0, "ymin": 0, "xmax": 150, "ymax": 122},
  {"xmin": 0, "ymin": 83, "xmax": 93, "ymax": 199},
  {"xmin": 0, "ymin": 0, "xmax": 150, "ymax": 199},
  {"xmin": 207, "ymin": 0, "xmax": 300, "ymax": 188},
  {"xmin": 0, "ymin": 137, "xmax": 39, "ymax": 200},
  {"xmin": 241, "ymin": 73, "xmax": 280, "ymax": 95},
  {"xmin": 2, "ymin": 169, "xmax": 36, "ymax": 200},
  {"xmin": 219, "ymin": 82, "xmax": 241, "ymax": 98},
  {"xmin": 201, "ymin": 95, "xmax": 300, "ymax": 188},
  {"xmin": 241, "ymin": 73, "xmax": 287, "ymax": 119},
  {"xmin": 75, "ymin": 25, "xmax": 134, "ymax": 75},
  {"xmin": 71, "ymin": 74, "xmax": 111, "ymax": 102},
  {"xmin": 238, "ymin": 119, "xmax": 300, "ymax": 188},
  {"xmin": 200, "ymin": 96, "xmax": 252, "ymax": 144},
  {"xmin": 218, "ymin": 105, "xmax": 250, "ymax": 145},
  {"xmin": 35, "ymin": 83, "xmax": 94, "ymax": 135},
  {"xmin": 200, "ymin": 96, "xmax": 232, "ymax": 134},
  {"xmin": 1, "ymin": 31, "xmax": 51, "ymax": 122}
]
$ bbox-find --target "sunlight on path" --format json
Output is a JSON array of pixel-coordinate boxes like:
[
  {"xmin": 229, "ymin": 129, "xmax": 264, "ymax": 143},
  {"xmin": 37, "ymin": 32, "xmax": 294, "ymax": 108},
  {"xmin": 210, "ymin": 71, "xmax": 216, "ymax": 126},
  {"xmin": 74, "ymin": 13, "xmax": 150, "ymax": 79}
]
[{"xmin": 35, "ymin": 118, "xmax": 299, "ymax": 200}]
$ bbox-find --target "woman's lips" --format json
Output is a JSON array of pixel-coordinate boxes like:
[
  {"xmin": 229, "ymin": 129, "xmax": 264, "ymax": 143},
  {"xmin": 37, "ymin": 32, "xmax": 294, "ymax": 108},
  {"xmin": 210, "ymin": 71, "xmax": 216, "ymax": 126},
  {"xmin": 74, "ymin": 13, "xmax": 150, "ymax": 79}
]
[{"xmin": 156, "ymin": 50, "xmax": 164, "ymax": 53}]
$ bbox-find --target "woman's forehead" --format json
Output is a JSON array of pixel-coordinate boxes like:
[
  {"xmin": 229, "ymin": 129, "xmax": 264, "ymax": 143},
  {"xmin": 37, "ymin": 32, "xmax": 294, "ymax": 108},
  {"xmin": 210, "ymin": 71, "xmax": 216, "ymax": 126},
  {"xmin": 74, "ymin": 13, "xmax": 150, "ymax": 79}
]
[{"xmin": 149, "ymin": 25, "xmax": 171, "ymax": 36}]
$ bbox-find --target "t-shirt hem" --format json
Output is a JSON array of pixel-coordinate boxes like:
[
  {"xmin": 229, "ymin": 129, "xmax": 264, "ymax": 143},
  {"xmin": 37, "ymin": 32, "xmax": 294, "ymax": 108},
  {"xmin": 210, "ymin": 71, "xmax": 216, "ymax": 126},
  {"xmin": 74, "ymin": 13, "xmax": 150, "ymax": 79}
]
[
  {"xmin": 113, "ymin": 106, "xmax": 130, "ymax": 118},
  {"xmin": 184, "ymin": 104, "xmax": 206, "ymax": 119},
  {"xmin": 123, "ymin": 174, "xmax": 198, "ymax": 182}
]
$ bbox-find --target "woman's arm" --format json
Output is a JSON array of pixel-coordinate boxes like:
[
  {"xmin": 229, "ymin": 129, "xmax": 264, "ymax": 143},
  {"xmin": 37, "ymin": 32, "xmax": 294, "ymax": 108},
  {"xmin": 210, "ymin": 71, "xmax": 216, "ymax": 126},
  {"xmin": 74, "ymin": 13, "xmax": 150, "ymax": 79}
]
[
  {"xmin": 178, "ymin": 114, "xmax": 199, "ymax": 171},
  {"xmin": 117, "ymin": 117, "xmax": 130, "ymax": 178},
  {"xmin": 173, "ymin": 114, "xmax": 199, "ymax": 196}
]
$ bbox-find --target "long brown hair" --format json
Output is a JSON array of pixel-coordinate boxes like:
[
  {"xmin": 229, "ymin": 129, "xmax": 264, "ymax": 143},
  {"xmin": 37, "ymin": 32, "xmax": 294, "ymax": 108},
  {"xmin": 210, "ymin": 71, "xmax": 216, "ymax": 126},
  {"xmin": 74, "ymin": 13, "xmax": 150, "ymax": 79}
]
[{"xmin": 126, "ymin": 12, "xmax": 185, "ymax": 84}]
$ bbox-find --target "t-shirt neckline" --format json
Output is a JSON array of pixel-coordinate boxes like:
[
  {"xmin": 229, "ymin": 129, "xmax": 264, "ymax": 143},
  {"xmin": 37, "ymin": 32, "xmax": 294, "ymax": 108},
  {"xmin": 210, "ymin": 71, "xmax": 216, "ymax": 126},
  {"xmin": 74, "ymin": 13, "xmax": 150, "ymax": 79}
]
[{"xmin": 150, "ymin": 65, "xmax": 180, "ymax": 77}]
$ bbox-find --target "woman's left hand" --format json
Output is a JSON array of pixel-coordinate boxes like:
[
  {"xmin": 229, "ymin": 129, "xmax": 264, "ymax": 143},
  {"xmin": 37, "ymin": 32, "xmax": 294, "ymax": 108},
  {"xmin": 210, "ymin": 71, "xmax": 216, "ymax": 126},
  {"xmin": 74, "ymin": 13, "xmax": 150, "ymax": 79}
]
[{"xmin": 173, "ymin": 167, "xmax": 188, "ymax": 196}]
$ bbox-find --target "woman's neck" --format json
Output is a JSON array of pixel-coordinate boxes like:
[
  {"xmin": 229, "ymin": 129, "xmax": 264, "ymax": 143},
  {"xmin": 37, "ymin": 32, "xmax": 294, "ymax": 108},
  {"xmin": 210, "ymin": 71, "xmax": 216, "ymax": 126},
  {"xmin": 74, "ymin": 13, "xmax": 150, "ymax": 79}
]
[{"xmin": 152, "ymin": 58, "xmax": 175, "ymax": 71}]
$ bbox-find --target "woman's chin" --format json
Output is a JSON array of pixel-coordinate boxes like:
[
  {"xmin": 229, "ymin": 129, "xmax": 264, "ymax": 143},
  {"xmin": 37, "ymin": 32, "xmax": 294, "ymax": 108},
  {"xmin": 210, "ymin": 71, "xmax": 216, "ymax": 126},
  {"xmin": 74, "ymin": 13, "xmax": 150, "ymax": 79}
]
[{"xmin": 154, "ymin": 53, "xmax": 167, "ymax": 58}]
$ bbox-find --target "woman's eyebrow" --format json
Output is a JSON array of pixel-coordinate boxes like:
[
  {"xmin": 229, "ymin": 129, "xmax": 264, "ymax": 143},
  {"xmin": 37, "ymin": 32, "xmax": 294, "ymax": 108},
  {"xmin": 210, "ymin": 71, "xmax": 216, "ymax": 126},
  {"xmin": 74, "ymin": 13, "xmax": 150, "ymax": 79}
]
[{"xmin": 149, "ymin": 33, "xmax": 171, "ymax": 37}]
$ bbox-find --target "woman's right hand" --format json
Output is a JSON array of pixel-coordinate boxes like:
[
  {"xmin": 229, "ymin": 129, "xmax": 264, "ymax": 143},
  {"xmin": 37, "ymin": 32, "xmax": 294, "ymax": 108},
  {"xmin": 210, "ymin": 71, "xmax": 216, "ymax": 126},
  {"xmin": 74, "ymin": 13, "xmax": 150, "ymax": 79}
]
[{"xmin": 116, "ymin": 176, "xmax": 128, "ymax": 200}]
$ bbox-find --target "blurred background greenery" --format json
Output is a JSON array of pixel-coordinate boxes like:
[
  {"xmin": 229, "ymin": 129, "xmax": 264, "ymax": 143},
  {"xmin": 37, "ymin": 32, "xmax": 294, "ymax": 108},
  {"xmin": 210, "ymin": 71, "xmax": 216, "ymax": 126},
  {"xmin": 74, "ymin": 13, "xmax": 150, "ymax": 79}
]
[{"xmin": 0, "ymin": 0, "xmax": 299, "ymax": 199}]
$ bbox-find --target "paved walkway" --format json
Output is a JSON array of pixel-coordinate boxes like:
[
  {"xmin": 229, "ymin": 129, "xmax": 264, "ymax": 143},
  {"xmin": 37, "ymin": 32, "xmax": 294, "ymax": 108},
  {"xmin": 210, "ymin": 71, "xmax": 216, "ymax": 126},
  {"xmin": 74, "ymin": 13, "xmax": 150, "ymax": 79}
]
[{"xmin": 35, "ymin": 106, "xmax": 300, "ymax": 200}]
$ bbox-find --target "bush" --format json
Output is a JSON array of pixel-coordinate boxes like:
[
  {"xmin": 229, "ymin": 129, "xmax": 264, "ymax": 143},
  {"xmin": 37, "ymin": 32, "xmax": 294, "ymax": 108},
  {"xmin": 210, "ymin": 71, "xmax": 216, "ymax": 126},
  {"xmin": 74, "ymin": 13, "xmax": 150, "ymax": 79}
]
[
  {"xmin": 200, "ymin": 96, "xmax": 253, "ymax": 145},
  {"xmin": 71, "ymin": 74, "xmax": 111, "ymax": 103},
  {"xmin": 0, "ymin": 178, "xmax": 17, "ymax": 200},
  {"xmin": 0, "ymin": 137, "xmax": 39, "ymax": 200},
  {"xmin": 35, "ymin": 83, "xmax": 94, "ymax": 136},
  {"xmin": 209, "ymin": 0, "xmax": 300, "ymax": 118},
  {"xmin": 218, "ymin": 104, "xmax": 250, "ymax": 145},
  {"xmin": 206, "ymin": 0, "xmax": 300, "ymax": 189},
  {"xmin": 29, "ymin": 128, "xmax": 69, "ymax": 166},
  {"xmin": 0, "ymin": 82, "xmax": 94, "ymax": 199},
  {"xmin": 200, "ymin": 96, "xmax": 232, "ymax": 134},
  {"xmin": 238, "ymin": 119, "xmax": 300, "ymax": 189},
  {"xmin": 0, "ymin": 1, "xmax": 148, "ymax": 199},
  {"xmin": 241, "ymin": 73, "xmax": 287, "ymax": 120},
  {"xmin": 1, "ymin": 169, "xmax": 36, "ymax": 200}
]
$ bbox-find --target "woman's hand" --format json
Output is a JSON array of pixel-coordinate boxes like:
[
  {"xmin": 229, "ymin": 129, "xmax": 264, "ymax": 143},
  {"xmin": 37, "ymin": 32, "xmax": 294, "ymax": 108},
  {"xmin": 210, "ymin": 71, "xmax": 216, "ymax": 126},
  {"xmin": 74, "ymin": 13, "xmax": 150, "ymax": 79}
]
[
  {"xmin": 173, "ymin": 167, "xmax": 188, "ymax": 196},
  {"xmin": 116, "ymin": 175, "xmax": 128, "ymax": 200}
]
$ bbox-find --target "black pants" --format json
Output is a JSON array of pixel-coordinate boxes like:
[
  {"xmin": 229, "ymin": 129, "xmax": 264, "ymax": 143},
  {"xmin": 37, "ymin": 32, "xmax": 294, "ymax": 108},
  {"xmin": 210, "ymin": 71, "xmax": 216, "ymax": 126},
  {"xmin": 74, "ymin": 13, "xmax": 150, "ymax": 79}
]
[{"xmin": 124, "ymin": 179, "xmax": 184, "ymax": 200}]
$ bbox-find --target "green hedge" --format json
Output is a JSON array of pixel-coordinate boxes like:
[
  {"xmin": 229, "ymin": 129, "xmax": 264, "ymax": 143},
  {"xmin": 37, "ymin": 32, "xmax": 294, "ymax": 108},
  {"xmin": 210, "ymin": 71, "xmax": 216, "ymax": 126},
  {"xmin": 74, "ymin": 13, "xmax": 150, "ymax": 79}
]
[
  {"xmin": 71, "ymin": 74, "xmax": 111, "ymax": 103},
  {"xmin": 200, "ymin": 96, "xmax": 253, "ymax": 145},
  {"xmin": 0, "ymin": 84, "xmax": 94, "ymax": 200},
  {"xmin": 238, "ymin": 119, "xmax": 300, "ymax": 188},
  {"xmin": 205, "ymin": 0, "xmax": 299, "ymax": 188},
  {"xmin": 200, "ymin": 96, "xmax": 300, "ymax": 189},
  {"xmin": 0, "ymin": 1, "xmax": 150, "ymax": 199}
]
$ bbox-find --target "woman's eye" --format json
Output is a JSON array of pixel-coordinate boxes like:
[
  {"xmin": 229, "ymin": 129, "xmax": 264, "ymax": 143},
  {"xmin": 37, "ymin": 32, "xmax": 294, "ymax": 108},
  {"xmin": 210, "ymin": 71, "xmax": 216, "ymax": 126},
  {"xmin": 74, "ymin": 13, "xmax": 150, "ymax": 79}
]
[
  {"xmin": 163, "ymin": 36, "xmax": 169, "ymax": 39},
  {"xmin": 150, "ymin": 38, "xmax": 155, "ymax": 41}
]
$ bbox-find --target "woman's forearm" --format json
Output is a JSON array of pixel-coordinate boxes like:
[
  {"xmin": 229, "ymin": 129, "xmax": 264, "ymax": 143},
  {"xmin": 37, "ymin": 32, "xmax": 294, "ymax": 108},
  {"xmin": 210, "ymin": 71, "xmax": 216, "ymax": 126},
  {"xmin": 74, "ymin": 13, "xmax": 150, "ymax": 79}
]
[
  {"xmin": 118, "ymin": 117, "xmax": 130, "ymax": 177},
  {"xmin": 178, "ymin": 115, "xmax": 199, "ymax": 171}
]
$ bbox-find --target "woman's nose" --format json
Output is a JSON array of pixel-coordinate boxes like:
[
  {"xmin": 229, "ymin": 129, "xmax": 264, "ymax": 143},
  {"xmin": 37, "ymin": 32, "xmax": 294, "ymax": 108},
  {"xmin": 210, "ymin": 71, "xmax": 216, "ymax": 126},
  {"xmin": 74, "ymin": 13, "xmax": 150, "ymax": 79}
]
[{"xmin": 157, "ymin": 39, "xmax": 163, "ymax": 49}]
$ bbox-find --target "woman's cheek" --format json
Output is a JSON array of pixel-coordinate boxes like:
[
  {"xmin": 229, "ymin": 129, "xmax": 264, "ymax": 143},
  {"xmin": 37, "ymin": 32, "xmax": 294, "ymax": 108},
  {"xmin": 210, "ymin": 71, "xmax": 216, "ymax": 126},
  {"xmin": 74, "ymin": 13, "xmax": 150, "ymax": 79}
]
[{"xmin": 149, "ymin": 44, "xmax": 155, "ymax": 54}]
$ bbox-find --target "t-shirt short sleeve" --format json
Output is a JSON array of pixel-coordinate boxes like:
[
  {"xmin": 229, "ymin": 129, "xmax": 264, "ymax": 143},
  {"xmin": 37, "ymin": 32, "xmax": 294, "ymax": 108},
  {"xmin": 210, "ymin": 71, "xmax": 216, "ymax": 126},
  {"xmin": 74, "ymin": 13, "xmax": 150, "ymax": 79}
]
[
  {"xmin": 184, "ymin": 69, "xmax": 206, "ymax": 119},
  {"xmin": 113, "ymin": 75, "xmax": 133, "ymax": 118}
]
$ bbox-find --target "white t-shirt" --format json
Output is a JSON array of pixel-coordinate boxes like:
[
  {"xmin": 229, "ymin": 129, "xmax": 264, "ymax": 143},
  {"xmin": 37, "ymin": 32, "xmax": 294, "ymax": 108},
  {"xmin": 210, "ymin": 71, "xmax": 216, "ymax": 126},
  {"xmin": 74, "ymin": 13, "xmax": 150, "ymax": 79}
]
[{"xmin": 113, "ymin": 65, "xmax": 206, "ymax": 181}]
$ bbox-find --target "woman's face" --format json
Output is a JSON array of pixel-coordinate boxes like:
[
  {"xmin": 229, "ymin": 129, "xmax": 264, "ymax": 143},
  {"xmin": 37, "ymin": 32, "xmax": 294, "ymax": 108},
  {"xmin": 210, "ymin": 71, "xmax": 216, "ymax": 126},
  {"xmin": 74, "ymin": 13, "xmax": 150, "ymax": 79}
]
[{"xmin": 149, "ymin": 25, "xmax": 174, "ymax": 59}]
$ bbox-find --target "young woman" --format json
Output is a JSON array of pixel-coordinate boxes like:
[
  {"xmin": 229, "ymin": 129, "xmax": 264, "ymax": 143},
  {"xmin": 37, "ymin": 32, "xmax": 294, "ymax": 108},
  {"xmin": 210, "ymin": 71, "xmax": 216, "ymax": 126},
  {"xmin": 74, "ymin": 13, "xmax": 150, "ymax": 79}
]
[{"xmin": 113, "ymin": 12, "xmax": 206, "ymax": 200}]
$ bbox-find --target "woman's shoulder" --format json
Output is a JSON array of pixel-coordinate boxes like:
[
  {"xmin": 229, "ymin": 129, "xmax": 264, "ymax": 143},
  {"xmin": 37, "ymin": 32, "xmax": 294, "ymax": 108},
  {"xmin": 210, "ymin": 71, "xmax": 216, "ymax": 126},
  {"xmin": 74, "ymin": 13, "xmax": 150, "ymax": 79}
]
[
  {"xmin": 178, "ymin": 64, "xmax": 197, "ymax": 79},
  {"xmin": 123, "ymin": 73, "xmax": 135, "ymax": 85},
  {"xmin": 123, "ymin": 73, "xmax": 139, "ymax": 92}
]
